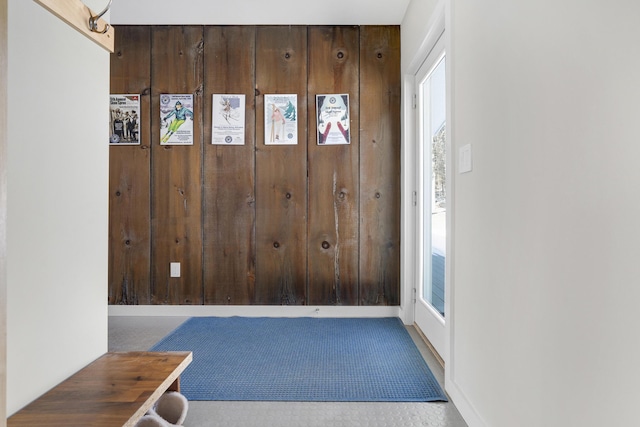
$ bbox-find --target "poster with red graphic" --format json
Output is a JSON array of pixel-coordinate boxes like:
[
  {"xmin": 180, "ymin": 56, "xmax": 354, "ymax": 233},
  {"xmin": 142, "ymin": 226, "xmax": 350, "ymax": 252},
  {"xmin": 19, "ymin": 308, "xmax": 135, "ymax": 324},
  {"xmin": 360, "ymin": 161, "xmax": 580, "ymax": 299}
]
[{"xmin": 316, "ymin": 94, "xmax": 350, "ymax": 145}]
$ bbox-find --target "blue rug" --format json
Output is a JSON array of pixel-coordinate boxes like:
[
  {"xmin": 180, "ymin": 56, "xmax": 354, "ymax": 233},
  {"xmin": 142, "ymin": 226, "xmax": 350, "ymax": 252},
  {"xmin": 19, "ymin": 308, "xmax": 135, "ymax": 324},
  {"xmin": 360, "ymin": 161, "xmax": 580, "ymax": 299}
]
[{"xmin": 150, "ymin": 317, "xmax": 448, "ymax": 402}]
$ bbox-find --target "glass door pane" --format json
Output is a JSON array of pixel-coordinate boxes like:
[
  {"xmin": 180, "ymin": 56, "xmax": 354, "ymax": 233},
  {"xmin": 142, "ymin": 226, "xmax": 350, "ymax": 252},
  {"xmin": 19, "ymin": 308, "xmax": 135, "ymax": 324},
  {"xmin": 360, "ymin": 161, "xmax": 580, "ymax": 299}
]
[{"xmin": 421, "ymin": 56, "xmax": 446, "ymax": 318}]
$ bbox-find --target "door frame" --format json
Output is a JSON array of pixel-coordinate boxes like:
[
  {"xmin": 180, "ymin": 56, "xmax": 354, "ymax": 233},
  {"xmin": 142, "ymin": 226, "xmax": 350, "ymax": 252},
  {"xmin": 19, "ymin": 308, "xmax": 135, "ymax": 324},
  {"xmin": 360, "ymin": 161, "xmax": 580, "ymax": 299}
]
[
  {"xmin": 401, "ymin": 0, "xmax": 452, "ymax": 364},
  {"xmin": 414, "ymin": 33, "xmax": 447, "ymax": 359},
  {"xmin": 1, "ymin": 0, "xmax": 8, "ymax": 423}
]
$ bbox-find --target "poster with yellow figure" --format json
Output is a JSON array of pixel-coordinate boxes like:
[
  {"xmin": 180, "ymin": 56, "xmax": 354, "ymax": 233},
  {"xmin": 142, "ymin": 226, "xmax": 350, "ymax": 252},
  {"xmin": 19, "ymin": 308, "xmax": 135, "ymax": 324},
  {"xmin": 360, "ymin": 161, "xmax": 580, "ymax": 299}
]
[{"xmin": 160, "ymin": 94, "xmax": 194, "ymax": 145}]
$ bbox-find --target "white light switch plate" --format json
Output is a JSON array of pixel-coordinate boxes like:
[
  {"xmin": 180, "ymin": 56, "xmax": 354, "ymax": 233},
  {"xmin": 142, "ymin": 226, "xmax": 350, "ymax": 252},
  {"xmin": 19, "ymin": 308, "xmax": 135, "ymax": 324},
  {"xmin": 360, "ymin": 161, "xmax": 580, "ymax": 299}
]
[
  {"xmin": 459, "ymin": 144, "xmax": 472, "ymax": 173},
  {"xmin": 170, "ymin": 262, "xmax": 181, "ymax": 278}
]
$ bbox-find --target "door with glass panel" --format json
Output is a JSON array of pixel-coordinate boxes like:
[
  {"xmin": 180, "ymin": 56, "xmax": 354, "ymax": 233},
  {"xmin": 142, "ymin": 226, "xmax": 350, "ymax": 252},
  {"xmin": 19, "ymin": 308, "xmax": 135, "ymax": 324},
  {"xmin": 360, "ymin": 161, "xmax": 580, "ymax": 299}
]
[{"xmin": 414, "ymin": 34, "xmax": 447, "ymax": 358}]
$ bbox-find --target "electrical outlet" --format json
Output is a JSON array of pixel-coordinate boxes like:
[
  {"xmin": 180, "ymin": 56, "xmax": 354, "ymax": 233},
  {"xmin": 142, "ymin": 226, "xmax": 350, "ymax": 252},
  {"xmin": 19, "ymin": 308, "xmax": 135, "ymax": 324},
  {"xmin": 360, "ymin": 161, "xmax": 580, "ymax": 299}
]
[{"xmin": 170, "ymin": 262, "xmax": 181, "ymax": 278}]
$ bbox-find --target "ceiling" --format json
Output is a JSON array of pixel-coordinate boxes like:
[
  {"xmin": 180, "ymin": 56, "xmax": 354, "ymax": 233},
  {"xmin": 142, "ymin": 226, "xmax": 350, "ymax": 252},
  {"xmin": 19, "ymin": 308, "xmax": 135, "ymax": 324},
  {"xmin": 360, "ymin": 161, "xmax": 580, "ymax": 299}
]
[{"xmin": 110, "ymin": 0, "xmax": 412, "ymax": 26}]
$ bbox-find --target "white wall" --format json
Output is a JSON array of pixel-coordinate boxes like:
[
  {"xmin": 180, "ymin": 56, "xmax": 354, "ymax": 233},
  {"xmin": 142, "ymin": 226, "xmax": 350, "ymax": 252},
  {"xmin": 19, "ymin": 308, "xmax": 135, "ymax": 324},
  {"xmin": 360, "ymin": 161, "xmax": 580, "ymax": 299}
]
[
  {"xmin": 6, "ymin": 0, "xmax": 109, "ymax": 415},
  {"xmin": 405, "ymin": 0, "xmax": 640, "ymax": 425},
  {"xmin": 400, "ymin": 0, "xmax": 441, "ymax": 72},
  {"xmin": 111, "ymin": 0, "xmax": 409, "ymax": 25}
]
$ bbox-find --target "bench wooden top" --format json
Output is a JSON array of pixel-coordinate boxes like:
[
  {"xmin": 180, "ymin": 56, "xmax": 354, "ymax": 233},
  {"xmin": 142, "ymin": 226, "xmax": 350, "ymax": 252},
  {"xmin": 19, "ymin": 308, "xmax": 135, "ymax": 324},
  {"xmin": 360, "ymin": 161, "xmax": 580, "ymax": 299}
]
[{"xmin": 8, "ymin": 351, "xmax": 192, "ymax": 427}]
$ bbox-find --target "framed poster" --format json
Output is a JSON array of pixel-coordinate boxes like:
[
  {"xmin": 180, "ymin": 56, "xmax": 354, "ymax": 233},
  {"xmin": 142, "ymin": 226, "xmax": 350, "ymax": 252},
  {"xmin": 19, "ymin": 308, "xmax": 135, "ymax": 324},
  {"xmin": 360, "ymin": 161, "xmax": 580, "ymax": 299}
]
[
  {"xmin": 109, "ymin": 94, "xmax": 140, "ymax": 145},
  {"xmin": 160, "ymin": 94, "xmax": 194, "ymax": 145},
  {"xmin": 212, "ymin": 94, "xmax": 245, "ymax": 145},
  {"xmin": 264, "ymin": 94, "xmax": 297, "ymax": 145},
  {"xmin": 316, "ymin": 94, "xmax": 350, "ymax": 145}
]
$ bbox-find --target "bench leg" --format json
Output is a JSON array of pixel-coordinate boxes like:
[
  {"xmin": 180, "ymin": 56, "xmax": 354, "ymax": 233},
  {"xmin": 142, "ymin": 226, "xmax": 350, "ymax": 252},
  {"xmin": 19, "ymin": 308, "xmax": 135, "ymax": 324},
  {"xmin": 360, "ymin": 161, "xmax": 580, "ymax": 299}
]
[{"xmin": 167, "ymin": 377, "xmax": 180, "ymax": 392}]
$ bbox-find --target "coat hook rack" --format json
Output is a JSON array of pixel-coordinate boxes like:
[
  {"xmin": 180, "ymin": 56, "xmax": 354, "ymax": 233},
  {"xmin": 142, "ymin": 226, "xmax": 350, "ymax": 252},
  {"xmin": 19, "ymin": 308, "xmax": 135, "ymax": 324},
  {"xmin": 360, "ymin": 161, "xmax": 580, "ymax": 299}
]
[
  {"xmin": 88, "ymin": 0, "xmax": 112, "ymax": 34},
  {"xmin": 33, "ymin": 0, "xmax": 115, "ymax": 53}
]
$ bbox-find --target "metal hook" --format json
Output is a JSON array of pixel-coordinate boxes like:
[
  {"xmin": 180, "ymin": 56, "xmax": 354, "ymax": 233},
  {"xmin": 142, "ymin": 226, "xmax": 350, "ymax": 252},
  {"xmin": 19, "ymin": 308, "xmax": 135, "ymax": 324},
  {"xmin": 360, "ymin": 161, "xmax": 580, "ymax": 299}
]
[{"xmin": 88, "ymin": 0, "xmax": 112, "ymax": 34}]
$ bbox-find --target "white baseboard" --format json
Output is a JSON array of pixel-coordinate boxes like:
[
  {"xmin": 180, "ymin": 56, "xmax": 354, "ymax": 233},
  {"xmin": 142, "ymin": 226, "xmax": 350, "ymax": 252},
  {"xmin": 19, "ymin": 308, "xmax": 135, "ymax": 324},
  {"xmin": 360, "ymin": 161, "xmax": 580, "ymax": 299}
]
[
  {"xmin": 445, "ymin": 376, "xmax": 487, "ymax": 427},
  {"xmin": 108, "ymin": 305, "xmax": 401, "ymax": 319}
]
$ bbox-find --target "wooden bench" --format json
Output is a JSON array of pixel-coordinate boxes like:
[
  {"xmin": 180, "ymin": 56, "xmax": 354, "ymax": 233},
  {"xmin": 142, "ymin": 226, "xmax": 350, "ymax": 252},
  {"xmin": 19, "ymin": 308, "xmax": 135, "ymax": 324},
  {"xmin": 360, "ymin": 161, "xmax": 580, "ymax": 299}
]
[{"xmin": 8, "ymin": 351, "xmax": 192, "ymax": 427}]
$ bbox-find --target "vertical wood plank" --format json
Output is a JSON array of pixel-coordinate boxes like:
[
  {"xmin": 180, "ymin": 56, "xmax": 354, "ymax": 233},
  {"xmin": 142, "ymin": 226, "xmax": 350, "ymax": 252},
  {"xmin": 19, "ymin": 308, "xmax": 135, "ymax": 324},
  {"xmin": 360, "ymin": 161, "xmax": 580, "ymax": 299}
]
[
  {"xmin": 109, "ymin": 26, "xmax": 151, "ymax": 304},
  {"xmin": 307, "ymin": 26, "xmax": 360, "ymax": 305},
  {"xmin": 359, "ymin": 26, "xmax": 401, "ymax": 305},
  {"xmin": 151, "ymin": 26, "xmax": 204, "ymax": 304},
  {"xmin": 255, "ymin": 26, "xmax": 308, "ymax": 305},
  {"xmin": 203, "ymin": 26, "xmax": 256, "ymax": 304}
]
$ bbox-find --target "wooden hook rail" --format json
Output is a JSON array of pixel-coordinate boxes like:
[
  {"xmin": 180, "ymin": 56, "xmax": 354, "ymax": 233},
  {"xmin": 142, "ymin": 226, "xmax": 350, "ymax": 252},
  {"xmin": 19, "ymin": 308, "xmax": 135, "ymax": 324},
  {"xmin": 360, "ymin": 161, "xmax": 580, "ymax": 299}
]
[{"xmin": 33, "ymin": 0, "xmax": 114, "ymax": 53}]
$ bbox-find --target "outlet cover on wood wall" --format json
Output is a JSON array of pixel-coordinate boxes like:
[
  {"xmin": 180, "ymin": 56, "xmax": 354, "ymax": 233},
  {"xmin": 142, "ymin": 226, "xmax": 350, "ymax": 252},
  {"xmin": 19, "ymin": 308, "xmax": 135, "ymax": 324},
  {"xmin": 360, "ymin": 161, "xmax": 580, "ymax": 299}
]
[{"xmin": 170, "ymin": 262, "xmax": 181, "ymax": 278}]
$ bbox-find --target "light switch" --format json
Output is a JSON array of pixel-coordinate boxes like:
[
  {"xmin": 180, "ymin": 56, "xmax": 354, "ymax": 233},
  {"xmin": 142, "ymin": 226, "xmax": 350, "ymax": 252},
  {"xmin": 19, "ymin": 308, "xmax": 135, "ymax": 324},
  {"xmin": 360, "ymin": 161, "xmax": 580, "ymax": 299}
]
[
  {"xmin": 459, "ymin": 144, "xmax": 472, "ymax": 173},
  {"xmin": 170, "ymin": 262, "xmax": 181, "ymax": 278}
]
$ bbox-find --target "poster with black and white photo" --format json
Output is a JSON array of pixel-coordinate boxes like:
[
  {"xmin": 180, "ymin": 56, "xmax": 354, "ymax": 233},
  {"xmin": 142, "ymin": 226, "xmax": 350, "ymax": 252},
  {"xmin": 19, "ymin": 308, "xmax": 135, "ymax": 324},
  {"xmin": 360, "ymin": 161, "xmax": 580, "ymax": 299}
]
[
  {"xmin": 316, "ymin": 94, "xmax": 350, "ymax": 145},
  {"xmin": 109, "ymin": 95, "xmax": 140, "ymax": 145},
  {"xmin": 264, "ymin": 94, "xmax": 298, "ymax": 145},
  {"xmin": 212, "ymin": 94, "xmax": 245, "ymax": 145},
  {"xmin": 160, "ymin": 94, "xmax": 194, "ymax": 145}
]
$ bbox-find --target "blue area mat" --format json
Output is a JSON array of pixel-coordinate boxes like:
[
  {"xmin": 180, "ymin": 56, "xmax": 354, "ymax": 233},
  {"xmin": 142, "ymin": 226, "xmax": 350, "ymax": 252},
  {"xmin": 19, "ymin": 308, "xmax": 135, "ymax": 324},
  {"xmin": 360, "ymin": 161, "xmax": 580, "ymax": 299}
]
[{"xmin": 150, "ymin": 317, "xmax": 448, "ymax": 402}]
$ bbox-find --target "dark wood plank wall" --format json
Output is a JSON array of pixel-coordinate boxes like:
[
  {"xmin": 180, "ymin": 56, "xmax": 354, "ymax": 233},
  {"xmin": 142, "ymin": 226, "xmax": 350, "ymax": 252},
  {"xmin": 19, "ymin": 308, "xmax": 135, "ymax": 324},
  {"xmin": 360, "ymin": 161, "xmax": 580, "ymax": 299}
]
[
  {"xmin": 150, "ymin": 26, "xmax": 204, "ymax": 304},
  {"xmin": 359, "ymin": 26, "xmax": 401, "ymax": 305},
  {"xmin": 109, "ymin": 26, "xmax": 151, "ymax": 304},
  {"xmin": 307, "ymin": 27, "xmax": 360, "ymax": 305},
  {"xmin": 203, "ymin": 26, "xmax": 256, "ymax": 304},
  {"xmin": 255, "ymin": 26, "xmax": 309, "ymax": 305},
  {"xmin": 108, "ymin": 25, "xmax": 400, "ymax": 306}
]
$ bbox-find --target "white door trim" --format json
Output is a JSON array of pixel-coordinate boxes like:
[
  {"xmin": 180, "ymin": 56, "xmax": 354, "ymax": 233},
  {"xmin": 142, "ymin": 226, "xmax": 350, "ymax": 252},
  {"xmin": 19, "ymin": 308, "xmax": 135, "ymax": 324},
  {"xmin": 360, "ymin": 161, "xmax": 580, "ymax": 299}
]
[
  {"xmin": 1, "ymin": 0, "xmax": 8, "ymax": 424},
  {"xmin": 400, "ymin": 0, "xmax": 447, "ymax": 328}
]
